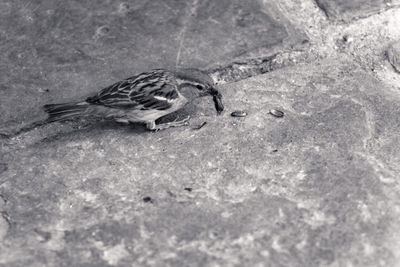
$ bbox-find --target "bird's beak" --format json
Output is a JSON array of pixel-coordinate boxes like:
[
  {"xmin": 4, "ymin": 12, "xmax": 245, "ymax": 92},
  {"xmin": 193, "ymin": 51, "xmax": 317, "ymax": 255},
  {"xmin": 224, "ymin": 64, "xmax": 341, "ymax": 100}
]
[
  {"xmin": 208, "ymin": 87, "xmax": 220, "ymax": 96},
  {"xmin": 210, "ymin": 87, "xmax": 224, "ymax": 115}
]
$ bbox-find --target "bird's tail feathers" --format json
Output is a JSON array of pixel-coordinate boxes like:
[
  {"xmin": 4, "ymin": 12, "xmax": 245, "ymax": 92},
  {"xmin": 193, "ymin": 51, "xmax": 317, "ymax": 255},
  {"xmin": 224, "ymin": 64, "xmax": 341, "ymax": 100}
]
[{"xmin": 43, "ymin": 101, "xmax": 90, "ymax": 122}]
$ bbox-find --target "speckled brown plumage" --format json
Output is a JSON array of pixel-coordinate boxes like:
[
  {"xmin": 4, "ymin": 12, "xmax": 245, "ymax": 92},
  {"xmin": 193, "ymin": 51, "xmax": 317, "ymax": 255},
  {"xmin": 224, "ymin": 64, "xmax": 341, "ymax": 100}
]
[{"xmin": 44, "ymin": 68, "xmax": 224, "ymax": 131}]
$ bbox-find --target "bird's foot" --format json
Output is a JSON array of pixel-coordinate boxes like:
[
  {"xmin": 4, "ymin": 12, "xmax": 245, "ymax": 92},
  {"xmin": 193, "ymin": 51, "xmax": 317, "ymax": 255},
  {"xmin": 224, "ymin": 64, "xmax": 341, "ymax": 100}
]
[
  {"xmin": 146, "ymin": 116, "xmax": 190, "ymax": 131},
  {"xmin": 115, "ymin": 118, "xmax": 130, "ymax": 125}
]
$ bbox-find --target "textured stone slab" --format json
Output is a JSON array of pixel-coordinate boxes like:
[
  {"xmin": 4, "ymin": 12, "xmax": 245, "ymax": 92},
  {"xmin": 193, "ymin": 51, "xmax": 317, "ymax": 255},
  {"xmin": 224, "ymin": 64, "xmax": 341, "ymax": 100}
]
[
  {"xmin": 1, "ymin": 58, "xmax": 400, "ymax": 266},
  {"xmin": 0, "ymin": 0, "xmax": 302, "ymax": 127},
  {"xmin": 387, "ymin": 41, "xmax": 400, "ymax": 73},
  {"xmin": 315, "ymin": 0, "xmax": 398, "ymax": 21}
]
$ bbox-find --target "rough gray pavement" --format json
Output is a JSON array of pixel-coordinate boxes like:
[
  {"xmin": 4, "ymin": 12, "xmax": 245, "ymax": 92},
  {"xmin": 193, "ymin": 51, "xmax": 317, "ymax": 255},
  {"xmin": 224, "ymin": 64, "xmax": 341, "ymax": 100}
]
[
  {"xmin": 1, "ymin": 0, "xmax": 400, "ymax": 266},
  {"xmin": 0, "ymin": 0, "xmax": 304, "ymax": 127}
]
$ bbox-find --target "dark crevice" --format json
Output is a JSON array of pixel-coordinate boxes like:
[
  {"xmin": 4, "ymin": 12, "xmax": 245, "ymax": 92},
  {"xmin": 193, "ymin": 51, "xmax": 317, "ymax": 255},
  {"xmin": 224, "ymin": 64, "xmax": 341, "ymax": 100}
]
[
  {"xmin": 0, "ymin": 120, "xmax": 48, "ymax": 139},
  {"xmin": 208, "ymin": 54, "xmax": 278, "ymax": 83},
  {"xmin": 1, "ymin": 211, "xmax": 12, "ymax": 229},
  {"xmin": 313, "ymin": 0, "xmax": 330, "ymax": 19}
]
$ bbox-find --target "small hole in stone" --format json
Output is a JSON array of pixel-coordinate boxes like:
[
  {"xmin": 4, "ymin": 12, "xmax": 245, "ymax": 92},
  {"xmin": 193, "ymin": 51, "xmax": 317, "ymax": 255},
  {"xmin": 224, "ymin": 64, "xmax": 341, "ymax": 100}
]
[
  {"xmin": 142, "ymin": 196, "xmax": 153, "ymax": 203},
  {"xmin": 184, "ymin": 187, "xmax": 192, "ymax": 192}
]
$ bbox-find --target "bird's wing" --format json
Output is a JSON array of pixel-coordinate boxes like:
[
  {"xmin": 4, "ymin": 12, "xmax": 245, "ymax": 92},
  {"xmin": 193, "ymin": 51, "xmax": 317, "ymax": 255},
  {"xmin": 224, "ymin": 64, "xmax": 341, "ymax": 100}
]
[{"xmin": 86, "ymin": 70, "xmax": 179, "ymax": 110}]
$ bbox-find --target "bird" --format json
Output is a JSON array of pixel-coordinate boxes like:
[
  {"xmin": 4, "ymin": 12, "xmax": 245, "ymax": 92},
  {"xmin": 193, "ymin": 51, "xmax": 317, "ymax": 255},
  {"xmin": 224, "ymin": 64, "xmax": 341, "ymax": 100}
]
[{"xmin": 43, "ymin": 68, "xmax": 224, "ymax": 131}]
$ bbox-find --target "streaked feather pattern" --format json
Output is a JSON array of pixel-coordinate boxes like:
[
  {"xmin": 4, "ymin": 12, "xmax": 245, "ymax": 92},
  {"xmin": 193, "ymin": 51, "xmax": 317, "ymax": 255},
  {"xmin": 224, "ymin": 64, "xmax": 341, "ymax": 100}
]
[
  {"xmin": 43, "ymin": 68, "xmax": 223, "ymax": 130},
  {"xmin": 86, "ymin": 70, "xmax": 178, "ymax": 111}
]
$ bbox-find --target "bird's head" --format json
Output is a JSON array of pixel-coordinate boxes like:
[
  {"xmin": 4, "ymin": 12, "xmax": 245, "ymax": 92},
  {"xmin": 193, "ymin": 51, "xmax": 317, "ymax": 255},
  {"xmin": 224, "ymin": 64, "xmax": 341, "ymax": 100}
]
[{"xmin": 175, "ymin": 68, "xmax": 224, "ymax": 114}]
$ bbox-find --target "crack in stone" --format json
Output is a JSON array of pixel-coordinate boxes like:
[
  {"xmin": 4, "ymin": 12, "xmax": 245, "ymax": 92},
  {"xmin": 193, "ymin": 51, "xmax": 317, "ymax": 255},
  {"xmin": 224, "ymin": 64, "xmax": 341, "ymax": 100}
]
[
  {"xmin": 208, "ymin": 49, "xmax": 308, "ymax": 84},
  {"xmin": 208, "ymin": 54, "xmax": 278, "ymax": 84},
  {"xmin": 1, "ymin": 211, "xmax": 12, "ymax": 229}
]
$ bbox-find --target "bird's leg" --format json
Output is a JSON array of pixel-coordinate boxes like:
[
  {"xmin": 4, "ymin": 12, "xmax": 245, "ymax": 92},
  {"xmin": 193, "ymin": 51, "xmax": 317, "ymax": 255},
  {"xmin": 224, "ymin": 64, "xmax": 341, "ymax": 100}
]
[
  {"xmin": 115, "ymin": 118, "xmax": 130, "ymax": 125},
  {"xmin": 146, "ymin": 116, "xmax": 190, "ymax": 131}
]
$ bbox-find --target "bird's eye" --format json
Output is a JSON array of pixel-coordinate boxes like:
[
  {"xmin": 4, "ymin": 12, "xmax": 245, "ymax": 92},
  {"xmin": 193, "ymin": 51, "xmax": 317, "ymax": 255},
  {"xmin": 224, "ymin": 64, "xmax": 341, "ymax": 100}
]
[{"xmin": 196, "ymin": 84, "xmax": 205, "ymax": 90}]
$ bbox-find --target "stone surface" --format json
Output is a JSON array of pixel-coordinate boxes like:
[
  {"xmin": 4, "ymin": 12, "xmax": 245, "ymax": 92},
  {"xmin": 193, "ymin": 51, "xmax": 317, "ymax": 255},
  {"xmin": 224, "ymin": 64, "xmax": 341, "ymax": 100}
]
[
  {"xmin": 1, "ymin": 58, "xmax": 400, "ymax": 266},
  {"xmin": 315, "ymin": 0, "xmax": 399, "ymax": 21},
  {"xmin": 2, "ymin": 0, "xmax": 400, "ymax": 266},
  {"xmin": 0, "ymin": 0, "xmax": 303, "ymax": 127}
]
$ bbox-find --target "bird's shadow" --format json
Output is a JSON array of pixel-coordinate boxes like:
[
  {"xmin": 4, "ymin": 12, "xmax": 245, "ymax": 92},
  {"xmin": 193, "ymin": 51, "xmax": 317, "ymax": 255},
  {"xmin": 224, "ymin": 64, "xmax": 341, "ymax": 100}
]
[
  {"xmin": 13, "ymin": 94, "xmax": 221, "ymax": 149},
  {"xmin": 35, "ymin": 108, "xmax": 194, "ymax": 146}
]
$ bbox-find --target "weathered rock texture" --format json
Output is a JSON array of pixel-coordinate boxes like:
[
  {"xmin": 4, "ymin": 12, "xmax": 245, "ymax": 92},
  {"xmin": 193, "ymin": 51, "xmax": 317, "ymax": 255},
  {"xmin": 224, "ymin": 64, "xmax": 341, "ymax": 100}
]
[
  {"xmin": 315, "ymin": 0, "xmax": 400, "ymax": 21},
  {"xmin": 0, "ymin": 0, "xmax": 304, "ymax": 127},
  {"xmin": 387, "ymin": 42, "xmax": 400, "ymax": 73},
  {"xmin": 1, "ymin": 0, "xmax": 400, "ymax": 266}
]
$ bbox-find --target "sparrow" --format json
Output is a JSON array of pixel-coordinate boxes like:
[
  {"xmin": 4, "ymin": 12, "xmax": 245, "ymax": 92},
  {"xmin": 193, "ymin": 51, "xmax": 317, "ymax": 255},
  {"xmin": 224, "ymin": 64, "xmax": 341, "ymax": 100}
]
[{"xmin": 43, "ymin": 68, "xmax": 224, "ymax": 131}]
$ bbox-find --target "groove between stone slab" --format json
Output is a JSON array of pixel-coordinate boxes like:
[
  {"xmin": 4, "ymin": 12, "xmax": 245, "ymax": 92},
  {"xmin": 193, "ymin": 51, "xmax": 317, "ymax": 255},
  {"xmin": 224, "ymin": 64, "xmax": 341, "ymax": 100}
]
[{"xmin": 208, "ymin": 49, "xmax": 308, "ymax": 84}]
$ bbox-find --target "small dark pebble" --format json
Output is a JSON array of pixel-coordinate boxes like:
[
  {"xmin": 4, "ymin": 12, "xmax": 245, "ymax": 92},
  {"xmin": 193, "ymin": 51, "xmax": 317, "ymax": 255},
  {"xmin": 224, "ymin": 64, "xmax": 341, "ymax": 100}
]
[
  {"xmin": 272, "ymin": 149, "xmax": 278, "ymax": 153},
  {"xmin": 213, "ymin": 95, "xmax": 224, "ymax": 114},
  {"xmin": 193, "ymin": 121, "xmax": 207, "ymax": 130},
  {"xmin": 184, "ymin": 187, "xmax": 192, "ymax": 192},
  {"xmin": 142, "ymin": 196, "xmax": 153, "ymax": 203},
  {"xmin": 231, "ymin": 110, "xmax": 247, "ymax": 117},
  {"xmin": 269, "ymin": 109, "xmax": 284, "ymax": 118}
]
